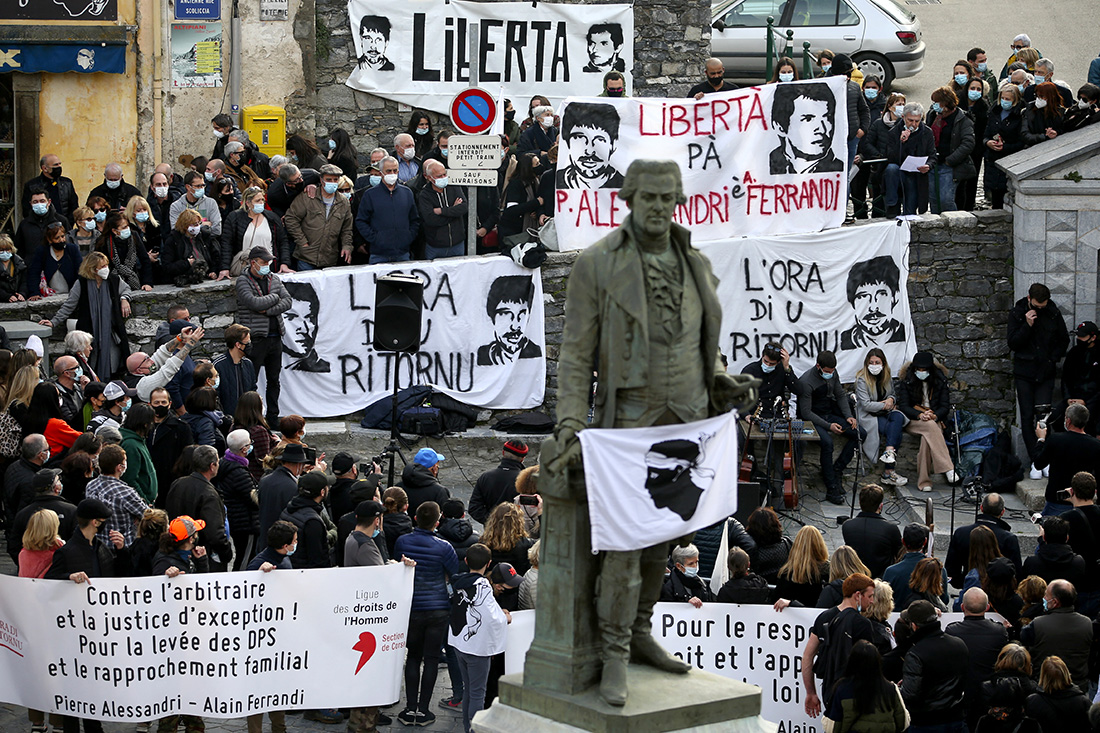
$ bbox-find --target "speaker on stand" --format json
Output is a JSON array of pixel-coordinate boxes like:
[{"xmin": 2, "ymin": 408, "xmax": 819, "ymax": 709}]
[{"xmin": 373, "ymin": 273, "xmax": 425, "ymax": 487}]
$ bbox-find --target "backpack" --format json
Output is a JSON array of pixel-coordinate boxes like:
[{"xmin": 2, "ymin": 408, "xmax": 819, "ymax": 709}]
[
  {"xmin": 813, "ymin": 609, "xmax": 853, "ymax": 695},
  {"xmin": 400, "ymin": 404, "xmax": 444, "ymax": 436}
]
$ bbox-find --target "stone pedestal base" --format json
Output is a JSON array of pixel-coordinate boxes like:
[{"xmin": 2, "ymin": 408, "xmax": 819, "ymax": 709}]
[{"xmin": 472, "ymin": 666, "xmax": 777, "ymax": 733}]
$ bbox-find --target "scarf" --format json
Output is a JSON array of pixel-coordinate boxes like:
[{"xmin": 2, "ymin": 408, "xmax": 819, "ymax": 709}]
[{"xmin": 107, "ymin": 235, "xmax": 140, "ymax": 289}]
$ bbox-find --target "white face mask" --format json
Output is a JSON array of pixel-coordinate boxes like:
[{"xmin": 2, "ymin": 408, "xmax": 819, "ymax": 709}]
[
  {"xmin": 401, "ymin": 148, "xmax": 415, "ymax": 160},
  {"xmin": 154, "ymin": 185, "xmax": 169, "ymax": 198},
  {"xmin": 187, "ymin": 224, "xmax": 202, "ymax": 236},
  {"xmin": 1034, "ymin": 98, "xmax": 1048, "ymax": 109},
  {"xmin": 867, "ymin": 364, "xmax": 884, "ymax": 376},
  {"xmin": 383, "ymin": 173, "xmax": 399, "ymax": 186},
  {"xmin": 96, "ymin": 266, "xmax": 110, "ymax": 279},
  {"xmin": 540, "ymin": 116, "xmax": 554, "ymax": 128},
  {"xmin": 1081, "ymin": 99, "xmax": 1093, "ymax": 109},
  {"xmin": 105, "ymin": 179, "xmax": 121, "ymax": 189}
]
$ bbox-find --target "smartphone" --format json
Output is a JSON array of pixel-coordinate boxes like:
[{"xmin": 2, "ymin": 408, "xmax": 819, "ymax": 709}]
[
  {"xmin": 518, "ymin": 495, "xmax": 539, "ymax": 506},
  {"xmin": 304, "ymin": 447, "xmax": 317, "ymax": 463}
]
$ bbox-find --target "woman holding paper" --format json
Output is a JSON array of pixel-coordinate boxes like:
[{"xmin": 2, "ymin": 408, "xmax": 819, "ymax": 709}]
[{"xmin": 925, "ymin": 86, "xmax": 976, "ymax": 214}]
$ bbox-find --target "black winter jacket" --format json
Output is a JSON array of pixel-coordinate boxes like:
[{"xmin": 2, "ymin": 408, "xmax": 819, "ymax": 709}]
[
  {"xmin": 1007, "ymin": 296, "xmax": 1069, "ymax": 381},
  {"xmin": 945, "ymin": 514, "xmax": 1022, "ymax": 586},
  {"xmin": 281, "ymin": 494, "xmax": 330, "ymax": 569},
  {"xmin": 983, "ymin": 106, "xmax": 1026, "ymax": 192},
  {"xmin": 816, "ymin": 578, "xmax": 844, "ymax": 609},
  {"xmin": 4, "ymin": 458, "xmax": 41, "ymax": 527},
  {"xmin": 1022, "ymin": 106, "xmax": 1065, "ymax": 147},
  {"xmin": 215, "ymin": 456, "xmax": 258, "ymax": 535},
  {"xmin": 8, "ymin": 493, "xmax": 78, "ymax": 564},
  {"xmin": 0, "ymin": 254, "xmax": 26, "ymax": 301},
  {"xmin": 165, "ymin": 472, "xmax": 232, "ymax": 561},
  {"xmin": 926, "ymin": 108, "xmax": 976, "ymax": 180},
  {"xmin": 900, "ymin": 621, "xmax": 969, "ymax": 726},
  {"xmin": 383, "ymin": 510, "xmax": 414, "ymax": 559},
  {"xmin": 161, "ymin": 229, "xmax": 222, "ymax": 280},
  {"xmin": 716, "ymin": 573, "xmax": 771, "ymax": 604},
  {"xmin": 1021, "ymin": 541, "xmax": 1087, "ymax": 588},
  {"xmin": 46, "ymin": 527, "xmax": 127, "ymax": 579},
  {"xmin": 219, "ymin": 208, "xmax": 292, "ymax": 267},
  {"xmin": 146, "ymin": 417, "xmax": 194, "ymax": 509},
  {"xmin": 399, "ymin": 463, "xmax": 452, "ymax": 516},
  {"xmin": 468, "ymin": 457, "xmax": 525, "ymax": 524},
  {"xmin": 417, "ymin": 184, "xmax": 468, "ymax": 252},
  {"xmin": 841, "ymin": 511, "xmax": 902, "ymax": 580},
  {"xmin": 257, "ymin": 465, "xmax": 299, "ymax": 541},
  {"xmin": 944, "ymin": 615, "xmax": 1009, "ymax": 715},
  {"xmin": 661, "ymin": 567, "xmax": 715, "ymax": 603},
  {"xmin": 437, "ymin": 517, "xmax": 480, "ymax": 564},
  {"xmin": 151, "ymin": 549, "xmax": 210, "ymax": 575},
  {"xmin": 1025, "ymin": 688, "xmax": 1091, "ymax": 733},
  {"xmin": 896, "ymin": 362, "xmax": 951, "ymax": 421}
]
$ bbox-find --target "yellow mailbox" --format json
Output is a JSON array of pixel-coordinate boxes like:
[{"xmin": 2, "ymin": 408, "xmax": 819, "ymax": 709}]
[{"xmin": 242, "ymin": 105, "xmax": 286, "ymax": 159}]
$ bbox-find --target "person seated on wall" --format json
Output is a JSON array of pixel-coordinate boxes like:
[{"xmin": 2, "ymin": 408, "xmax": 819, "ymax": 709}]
[{"xmin": 895, "ymin": 351, "xmax": 959, "ymax": 493}]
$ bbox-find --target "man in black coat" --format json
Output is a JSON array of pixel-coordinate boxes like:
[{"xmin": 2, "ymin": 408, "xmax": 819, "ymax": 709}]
[
  {"xmin": 21, "ymin": 153, "xmax": 79, "ymax": 226},
  {"xmin": 257, "ymin": 443, "xmax": 310, "ymax": 540},
  {"xmin": 88, "ymin": 163, "xmax": 142, "ymax": 211},
  {"xmin": 1020, "ymin": 579, "xmax": 1093, "ymax": 688},
  {"xmin": 1024, "ymin": 515, "xmax": 1087, "ymax": 588},
  {"xmin": 1052, "ymin": 320, "xmax": 1100, "ymax": 434},
  {"xmin": 944, "ymin": 492, "xmax": 1022, "ymax": 586},
  {"xmin": 399, "ymin": 448, "xmax": 451, "ymax": 517},
  {"xmin": 901, "ymin": 600, "xmax": 969, "ymax": 730},
  {"xmin": 468, "ymin": 441, "xmax": 528, "ymax": 524},
  {"xmin": 165, "ymin": 445, "xmax": 233, "ymax": 571},
  {"xmin": 8, "ymin": 468, "xmax": 77, "ymax": 565},
  {"xmin": 14, "ymin": 188, "xmax": 66, "ymax": 259},
  {"xmin": 4, "ymin": 434, "xmax": 50, "ymax": 526},
  {"xmin": 46, "ymin": 498, "xmax": 126, "ymax": 580},
  {"xmin": 1063, "ymin": 470, "xmax": 1100, "ymax": 618},
  {"xmin": 146, "ymin": 387, "xmax": 194, "ymax": 508},
  {"xmin": 841, "ymin": 484, "xmax": 902, "ymax": 579},
  {"xmin": 945, "ymin": 588, "xmax": 1009, "ymax": 729},
  {"xmin": 1034, "ymin": 403, "xmax": 1100, "ymax": 515},
  {"xmin": 1007, "ymin": 282, "xmax": 1070, "ymax": 474},
  {"xmin": 280, "ymin": 472, "xmax": 331, "ymax": 569}
]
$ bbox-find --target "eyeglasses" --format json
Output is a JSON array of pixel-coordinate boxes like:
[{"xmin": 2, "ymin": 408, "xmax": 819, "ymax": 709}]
[
  {"xmin": 338, "ymin": 189, "xmax": 352, "ymax": 194},
  {"xmin": 1011, "ymin": 45, "xmax": 1026, "ymax": 50}
]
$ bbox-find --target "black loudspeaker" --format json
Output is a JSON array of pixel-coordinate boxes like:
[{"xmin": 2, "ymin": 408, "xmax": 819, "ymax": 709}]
[
  {"xmin": 372, "ymin": 274, "xmax": 424, "ymax": 352},
  {"xmin": 734, "ymin": 482, "xmax": 760, "ymax": 525}
]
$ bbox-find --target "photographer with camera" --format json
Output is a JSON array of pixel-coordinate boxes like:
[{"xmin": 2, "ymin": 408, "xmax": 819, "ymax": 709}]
[
  {"xmin": 1034, "ymin": 403, "xmax": 1100, "ymax": 516},
  {"xmin": 740, "ymin": 342, "xmax": 800, "ymax": 500}
]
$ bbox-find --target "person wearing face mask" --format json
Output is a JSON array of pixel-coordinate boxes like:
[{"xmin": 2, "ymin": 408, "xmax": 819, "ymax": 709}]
[
  {"xmin": 169, "ymin": 170, "xmax": 223, "ymax": 235},
  {"xmin": 67, "ymin": 205, "xmax": 99, "ymax": 255},
  {"xmin": 498, "ymin": 153, "xmax": 544, "ymax": 243},
  {"xmin": 285, "ymin": 164, "xmax": 354, "ymax": 270},
  {"xmin": 424, "ymin": 130, "xmax": 452, "ymax": 171},
  {"xmin": 896, "ymin": 351, "xmax": 958, "ymax": 492},
  {"xmin": 852, "ymin": 92, "xmax": 904, "ymax": 219},
  {"xmin": 0, "ymin": 234, "xmax": 26, "ymax": 302},
  {"xmin": 660, "ymin": 543, "xmax": 715, "ymax": 607},
  {"xmin": 119, "ymin": 404, "xmax": 159, "ymax": 505},
  {"xmin": 86, "ymin": 380, "xmax": 136, "ymax": 435},
  {"xmin": 688, "ymin": 57, "xmax": 736, "ymax": 100},
  {"xmin": 222, "ymin": 141, "xmax": 266, "ymax": 194},
  {"xmin": 955, "ymin": 79, "xmax": 989, "ymax": 212},
  {"xmin": 219, "ymin": 187, "xmax": 292, "ymax": 279},
  {"xmin": 1022, "ymin": 81, "xmax": 1065, "ymax": 147},
  {"xmin": 965, "ymin": 47, "xmax": 999, "ymax": 107},
  {"xmin": 214, "ymin": 429, "xmax": 260, "ymax": 570},
  {"xmin": 404, "ymin": 111, "xmax": 435, "ymax": 160},
  {"xmin": 166, "ymin": 444, "xmax": 234, "ymax": 572},
  {"xmin": 160, "ymin": 208, "xmax": 220, "ymax": 286},
  {"xmin": 518, "ymin": 105, "xmax": 558, "ymax": 167},
  {"xmin": 739, "ymin": 342, "xmax": 799, "ymax": 499},
  {"xmin": 15, "ymin": 188, "xmax": 66, "ymax": 260},
  {"xmin": 948, "ymin": 60, "xmax": 975, "ymax": 104},
  {"xmin": 854, "ymin": 349, "xmax": 908, "ymax": 487},
  {"xmin": 210, "ymin": 113, "xmax": 238, "ymax": 161},
  {"xmin": 796, "ymin": 351, "xmax": 865, "ymax": 505},
  {"xmin": 94, "ymin": 210, "xmax": 153, "ymax": 292},
  {"xmin": 1062, "ymin": 83, "xmax": 1100, "ymax": 133},
  {"xmin": 417, "ymin": 159, "xmax": 468, "ymax": 260},
  {"xmin": 266, "ymin": 162, "xmax": 321, "ymax": 221},
  {"xmin": 768, "ymin": 57, "xmax": 800, "ymax": 85},
  {"xmin": 1046, "ymin": 320, "xmax": 1100, "ymax": 437},
  {"xmin": 285, "ymin": 133, "xmax": 328, "ymax": 172},
  {"xmin": 40, "ymin": 252, "xmax": 132, "ymax": 380},
  {"xmin": 52, "ymin": 355, "xmax": 87, "ymax": 430},
  {"xmin": 146, "ymin": 387, "xmax": 195, "ymax": 510},
  {"xmin": 21, "ymin": 153, "xmax": 79, "ymax": 226},
  {"xmin": 121, "ymin": 196, "xmax": 162, "ymax": 270},
  {"xmin": 983, "ymin": 84, "xmax": 1026, "ymax": 209},
  {"xmin": 84, "ymin": 443, "xmax": 148, "ymax": 546},
  {"xmin": 1022, "ymin": 59, "xmax": 1073, "ymax": 108},
  {"xmin": 211, "ymin": 325, "xmax": 257, "ymax": 420},
  {"xmin": 599, "ymin": 71, "xmax": 627, "ymax": 99},
  {"xmin": 235, "ymin": 248, "xmax": 292, "ymax": 426},
  {"xmin": 356, "ymin": 156, "xmax": 420, "ymax": 264},
  {"xmin": 883, "ymin": 102, "xmax": 935, "ymax": 217},
  {"xmin": 324, "ymin": 127, "xmax": 359, "ymax": 179},
  {"xmin": 28, "ymin": 223, "xmax": 78, "ymax": 302},
  {"xmin": 88, "ymin": 163, "xmax": 141, "ymax": 212},
  {"xmin": 924, "ymin": 86, "xmax": 975, "ymax": 214},
  {"xmin": 391, "ymin": 132, "xmax": 422, "ymax": 185},
  {"xmin": 861, "ymin": 75, "xmax": 885, "ymax": 118}
]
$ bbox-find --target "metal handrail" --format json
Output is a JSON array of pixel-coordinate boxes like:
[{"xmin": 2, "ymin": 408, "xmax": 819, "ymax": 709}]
[{"xmin": 765, "ymin": 17, "xmax": 817, "ymax": 81}]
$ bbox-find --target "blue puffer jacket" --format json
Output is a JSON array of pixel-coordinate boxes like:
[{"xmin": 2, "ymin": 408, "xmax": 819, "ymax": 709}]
[{"xmin": 394, "ymin": 527, "xmax": 460, "ymax": 612}]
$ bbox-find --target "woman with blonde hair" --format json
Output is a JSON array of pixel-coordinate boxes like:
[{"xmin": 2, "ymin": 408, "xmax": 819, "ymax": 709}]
[
  {"xmin": 161, "ymin": 208, "xmax": 220, "ymax": 285},
  {"xmin": 19, "ymin": 508, "xmax": 63, "ymax": 578},
  {"xmin": 6, "ymin": 364, "xmax": 40, "ymax": 426},
  {"xmin": 0, "ymin": 234, "xmax": 26, "ymax": 303},
  {"xmin": 975, "ymin": 643, "xmax": 1040, "ymax": 730},
  {"xmin": 38, "ymin": 250, "xmax": 132, "ymax": 379},
  {"xmin": 218, "ymin": 185, "xmax": 290, "ymax": 278},
  {"xmin": 1025, "ymin": 656, "xmax": 1090, "ymax": 732},
  {"xmin": 124, "ymin": 195, "xmax": 162, "ymax": 255},
  {"xmin": 67, "ymin": 205, "xmax": 99, "ymax": 253},
  {"xmin": 481, "ymin": 502, "xmax": 535, "ymax": 575},
  {"xmin": 816, "ymin": 545, "xmax": 872, "ymax": 607},
  {"xmin": 773, "ymin": 525, "xmax": 829, "ymax": 607},
  {"xmin": 863, "ymin": 579, "xmax": 895, "ymax": 655},
  {"xmin": 513, "ymin": 464, "xmax": 541, "ymax": 538},
  {"xmin": 518, "ymin": 540, "xmax": 540, "ymax": 610}
]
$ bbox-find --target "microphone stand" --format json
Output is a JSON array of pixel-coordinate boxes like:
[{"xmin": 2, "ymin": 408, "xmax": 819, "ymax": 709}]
[
  {"xmin": 761, "ymin": 395, "xmax": 783, "ymax": 507},
  {"xmin": 950, "ymin": 403, "xmax": 960, "ymax": 537},
  {"xmin": 848, "ymin": 393, "xmax": 864, "ymax": 520}
]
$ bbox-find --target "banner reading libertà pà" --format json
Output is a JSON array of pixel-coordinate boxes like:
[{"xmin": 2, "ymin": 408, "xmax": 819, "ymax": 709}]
[
  {"xmin": 0, "ymin": 566, "xmax": 413, "ymax": 722},
  {"xmin": 701, "ymin": 220, "xmax": 916, "ymax": 382},
  {"xmin": 553, "ymin": 78, "xmax": 849, "ymax": 250},
  {"xmin": 345, "ymin": 0, "xmax": 633, "ymax": 113},
  {"xmin": 274, "ymin": 257, "xmax": 545, "ymax": 417}
]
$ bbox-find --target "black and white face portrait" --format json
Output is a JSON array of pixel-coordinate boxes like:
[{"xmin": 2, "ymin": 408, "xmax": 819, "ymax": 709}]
[
  {"xmin": 584, "ymin": 23, "xmax": 625, "ymax": 73},
  {"xmin": 840, "ymin": 255, "xmax": 905, "ymax": 350},
  {"xmin": 557, "ymin": 103, "xmax": 624, "ymax": 190},
  {"xmin": 852, "ymin": 280, "xmax": 897, "ymax": 337},
  {"xmin": 357, "ymin": 15, "xmax": 394, "ymax": 72},
  {"xmin": 769, "ymin": 82, "xmax": 842, "ymax": 175},
  {"xmin": 282, "ymin": 282, "xmax": 331, "ymax": 373},
  {"xmin": 477, "ymin": 275, "xmax": 543, "ymax": 366}
]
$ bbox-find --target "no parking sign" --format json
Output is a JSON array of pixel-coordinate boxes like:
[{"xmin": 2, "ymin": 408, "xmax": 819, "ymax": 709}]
[{"xmin": 449, "ymin": 88, "xmax": 497, "ymax": 134}]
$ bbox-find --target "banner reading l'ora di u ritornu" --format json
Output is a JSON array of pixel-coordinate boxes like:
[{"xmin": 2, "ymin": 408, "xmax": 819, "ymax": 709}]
[
  {"xmin": 578, "ymin": 412, "xmax": 740, "ymax": 552},
  {"xmin": 345, "ymin": 0, "xmax": 633, "ymax": 114},
  {"xmin": 0, "ymin": 565, "xmax": 413, "ymax": 722},
  {"xmin": 553, "ymin": 78, "xmax": 849, "ymax": 250},
  {"xmin": 273, "ymin": 256, "xmax": 545, "ymax": 417}
]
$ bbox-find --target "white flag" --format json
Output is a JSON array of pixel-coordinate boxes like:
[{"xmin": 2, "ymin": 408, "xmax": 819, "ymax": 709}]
[{"xmin": 579, "ymin": 412, "xmax": 740, "ymax": 553}]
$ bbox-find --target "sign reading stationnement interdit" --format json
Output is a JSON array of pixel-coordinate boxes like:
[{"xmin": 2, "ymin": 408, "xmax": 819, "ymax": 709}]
[
  {"xmin": 553, "ymin": 79, "xmax": 849, "ymax": 250},
  {"xmin": 0, "ymin": 566, "xmax": 413, "ymax": 722}
]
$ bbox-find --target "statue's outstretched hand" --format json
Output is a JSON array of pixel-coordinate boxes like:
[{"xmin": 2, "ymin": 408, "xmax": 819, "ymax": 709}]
[
  {"xmin": 712, "ymin": 373, "xmax": 761, "ymax": 416},
  {"xmin": 547, "ymin": 426, "xmax": 583, "ymax": 475}
]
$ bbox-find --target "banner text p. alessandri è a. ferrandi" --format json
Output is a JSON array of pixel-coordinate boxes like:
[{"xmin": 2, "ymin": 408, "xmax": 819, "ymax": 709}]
[{"xmin": 0, "ymin": 565, "xmax": 413, "ymax": 722}]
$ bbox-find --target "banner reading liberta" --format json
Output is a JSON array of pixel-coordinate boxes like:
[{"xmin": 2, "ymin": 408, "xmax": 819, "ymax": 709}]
[
  {"xmin": 345, "ymin": 0, "xmax": 633, "ymax": 113},
  {"xmin": 275, "ymin": 257, "xmax": 545, "ymax": 417},
  {"xmin": 700, "ymin": 220, "xmax": 916, "ymax": 382},
  {"xmin": 0, "ymin": 565, "xmax": 413, "ymax": 722},
  {"xmin": 554, "ymin": 78, "xmax": 849, "ymax": 250}
]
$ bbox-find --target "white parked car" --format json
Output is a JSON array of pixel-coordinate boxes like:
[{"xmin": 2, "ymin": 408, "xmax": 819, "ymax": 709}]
[{"xmin": 710, "ymin": 0, "xmax": 925, "ymax": 87}]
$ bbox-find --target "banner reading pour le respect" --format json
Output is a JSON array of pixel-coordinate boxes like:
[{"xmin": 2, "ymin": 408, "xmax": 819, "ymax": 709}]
[{"xmin": 0, "ymin": 565, "xmax": 413, "ymax": 722}]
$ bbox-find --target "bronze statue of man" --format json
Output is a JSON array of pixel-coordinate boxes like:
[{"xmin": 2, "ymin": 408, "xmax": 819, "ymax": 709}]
[{"xmin": 551, "ymin": 159, "xmax": 758, "ymax": 706}]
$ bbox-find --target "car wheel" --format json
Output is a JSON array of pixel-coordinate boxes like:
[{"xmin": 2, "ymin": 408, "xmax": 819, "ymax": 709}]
[{"xmin": 853, "ymin": 52, "xmax": 893, "ymax": 89}]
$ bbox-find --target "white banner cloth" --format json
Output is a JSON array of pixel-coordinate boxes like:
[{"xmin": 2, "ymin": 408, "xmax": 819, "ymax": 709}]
[
  {"xmin": 701, "ymin": 220, "xmax": 915, "ymax": 382},
  {"xmin": 275, "ymin": 257, "xmax": 545, "ymax": 417},
  {"xmin": 578, "ymin": 412, "xmax": 740, "ymax": 552},
  {"xmin": 345, "ymin": 0, "xmax": 633, "ymax": 114},
  {"xmin": 506, "ymin": 605, "xmax": 996, "ymax": 733},
  {"xmin": 0, "ymin": 565, "xmax": 413, "ymax": 721},
  {"xmin": 553, "ymin": 78, "xmax": 849, "ymax": 251}
]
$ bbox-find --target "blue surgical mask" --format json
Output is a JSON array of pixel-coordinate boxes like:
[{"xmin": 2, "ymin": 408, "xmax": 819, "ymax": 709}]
[
  {"xmin": 1033, "ymin": 75, "xmax": 1046, "ymax": 85},
  {"xmin": 415, "ymin": 127, "xmax": 429, "ymax": 135},
  {"xmin": 0, "ymin": 252, "xmax": 11, "ymax": 262},
  {"xmin": 328, "ymin": 139, "xmax": 336, "ymax": 150},
  {"xmin": 341, "ymin": 192, "xmax": 352, "ymax": 200},
  {"xmin": 105, "ymin": 179, "xmax": 121, "ymax": 190},
  {"xmin": 252, "ymin": 202, "xmax": 265, "ymax": 214},
  {"xmin": 72, "ymin": 367, "xmax": 83, "ymax": 380},
  {"xmin": 1001, "ymin": 99, "xmax": 1013, "ymax": 110},
  {"xmin": 94, "ymin": 210, "xmax": 107, "ymax": 223},
  {"xmin": 779, "ymin": 72, "xmax": 794, "ymax": 83},
  {"xmin": 32, "ymin": 203, "xmax": 49, "ymax": 216},
  {"xmin": 821, "ymin": 370, "xmax": 834, "ymax": 380},
  {"xmin": 821, "ymin": 64, "xmax": 831, "ymax": 74},
  {"xmin": 117, "ymin": 227, "xmax": 131, "ymax": 240},
  {"xmin": 915, "ymin": 370, "xmax": 930, "ymax": 381},
  {"xmin": 372, "ymin": 528, "xmax": 381, "ymax": 538},
  {"xmin": 440, "ymin": 148, "xmax": 448, "ymax": 158},
  {"xmin": 968, "ymin": 89, "xmax": 982, "ymax": 101},
  {"xmin": 205, "ymin": 172, "xmax": 215, "ymax": 182},
  {"xmin": 258, "ymin": 264, "xmax": 271, "ymax": 276},
  {"xmin": 682, "ymin": 566, "xmax": 699, "ymax": 579},
  {"xmin": 286, "ymin": 543, "xmax": 296, "ymax": 556},
  {"xmin": 977, "ymin": 62, "xmax": 987, "ymax": 72},
  {"xmin": 434, "ymin": 176, "xmax": 449, "ymax": 189},
  {"xmin": 894, "ymin": 105, "xmax": 905, "ymax": 117},
  {"xmin": 931, "ymin": 102, "xmax": 942, "ymax": 114},
  {"xmin": 193, "ymin": 186, "xmax": 205, "ymax": 199},
  {"xmin": 1042, "ymin": 597, "xmax": 1049, "ymax": 612},
  {"xmin": 1017, "ymin": 84, "xmax": 1026, "ymax": 93},
  {"xmin": 323, "ymin": 182, "xmax": 338, "ymax": 194},
  {"xmin": 212, "ymin": 377, "xmax": 220, "ymax": 390},
  {"xmin": 83, "ymin": 219, "xmax": 96, "ymax": 231},
  {"xmin": 761, "ymin": 362, "xmax": 776, "ymax": 374},
  {"xmin": 135, "ymin": 211, "xmax": 149, "ymax": 223},
  {"xmin": 370, "ymin": 175, "xmax": 382, "ymax": 187},
  {"xmin": 864, "ymin": 88, "xmax": 878, "ymax": 100},
  {"xmin": 954, "ymin": 74, "xmax": 968, "ymax": 86}
]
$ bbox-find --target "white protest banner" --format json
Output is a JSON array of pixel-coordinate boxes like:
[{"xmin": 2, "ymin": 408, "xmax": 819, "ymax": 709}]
[
  {"xmin": 0, "ymin": 565, "xmax": 413, "ymax": 722},
  {"xmin": 345, "ymin": 0, "xmax": 632, "ymax": 114},
  {"xmin": 578, "ymin": 412, "xmax": 740, "ymax": 553},
  {"xmin": 553, "ymin": 78, "xmax": 849, "ymax": 251},
  {"xmin": 275, "ymin": 257, "xmax": 545, "ymax": 417},
  {"xmin": 506, "ymin": 605, "xmax": 989, "ymax": 733},
  {"xmin": 700, "ymin": 220, "xmax": 916, "ymax": 382}
]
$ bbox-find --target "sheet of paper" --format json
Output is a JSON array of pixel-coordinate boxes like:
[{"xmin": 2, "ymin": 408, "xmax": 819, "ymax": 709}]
[{"xmin": 900, "ymin": 155, "xmax": 928, "ymax": 172}]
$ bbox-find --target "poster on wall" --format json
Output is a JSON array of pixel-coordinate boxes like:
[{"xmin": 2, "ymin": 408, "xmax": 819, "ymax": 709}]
[
  {"xmin": 260, "ymin": 0, "xmax": 289, "ymax": 21},
  {"xmin": 700, "ymin": 220, "xmax": 916, "ymax": 382},
  {"xmin": 553, "ymin": 78, "xmax": 849, "ymax": 250},
  {"xmin": 344, "ymin": 0, "xmax": 633, "ymax": 114},
  {"xmin": 171, "ymin": 23, "xmax": 223, "ymax": 88},
  {"xmin": 273, "ymin": 256, "xmax": 546, "ymax": 418},
  {"xmin": 1, "ymin": 0, "xmax": 118, "ymax": 21}
]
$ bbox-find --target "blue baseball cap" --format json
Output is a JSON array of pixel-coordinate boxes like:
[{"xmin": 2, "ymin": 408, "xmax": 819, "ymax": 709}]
[{"xmin": 414, "ymin": 448, "xmax": 445, "ymax": 468}]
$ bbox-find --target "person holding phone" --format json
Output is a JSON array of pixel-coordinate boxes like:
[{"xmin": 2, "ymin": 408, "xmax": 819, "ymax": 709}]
[{"xmin": 1034, "ymin": 403, "xmax": 1100, "ymax": 516}]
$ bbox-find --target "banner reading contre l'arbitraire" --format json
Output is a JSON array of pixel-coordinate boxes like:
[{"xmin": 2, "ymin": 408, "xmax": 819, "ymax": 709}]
[
  {"xmin": 553, "ymin": 79, "xmax": 849, "ymax": 250},
  {"xmin": 0, "ymin": 565, "xmax": 413, "ymax": 722}
]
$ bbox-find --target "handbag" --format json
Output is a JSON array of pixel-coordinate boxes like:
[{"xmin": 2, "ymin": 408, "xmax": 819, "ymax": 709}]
[{"xmin": 0, "ymin": 409, "xmax": 21, "ymax": 458}]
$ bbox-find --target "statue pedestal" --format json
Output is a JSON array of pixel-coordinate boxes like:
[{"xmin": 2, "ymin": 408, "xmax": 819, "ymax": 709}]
[{"xmin": 472, "ymin": 667, "xmax": 778, "ymax": 733}]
